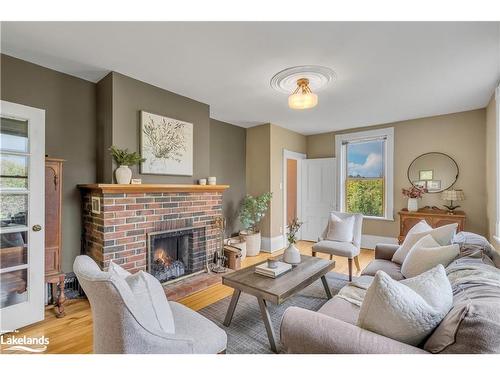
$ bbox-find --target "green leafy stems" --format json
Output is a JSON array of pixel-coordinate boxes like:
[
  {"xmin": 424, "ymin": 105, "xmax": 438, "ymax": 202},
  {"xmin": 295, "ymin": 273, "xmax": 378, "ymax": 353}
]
[
  {"xmin": 239, "ymin": 192, "xmax": 272, "ymax": 233},
  {"xmin": 109, "ymin": 146, "xmax": 146, "ymax": 167},
  {"xmin": 287, "ymin": 217, "xmax": 303, "ymax": 245}
]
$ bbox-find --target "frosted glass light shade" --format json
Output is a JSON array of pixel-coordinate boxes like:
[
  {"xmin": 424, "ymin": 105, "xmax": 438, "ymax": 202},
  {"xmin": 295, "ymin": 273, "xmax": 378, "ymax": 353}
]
[{"xmin": 288, "ymin": 92, "xmax": 318, "ymax": 109}]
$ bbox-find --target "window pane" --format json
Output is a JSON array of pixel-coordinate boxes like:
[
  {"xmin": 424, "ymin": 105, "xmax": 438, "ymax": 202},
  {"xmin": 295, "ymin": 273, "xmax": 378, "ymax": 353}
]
[
  {"xmin": 0, "ymin": 269, "xmax": 28, "ymax": 308},
  {"xmin": 346, "ymin": 178, "xmax": 384, "ymax": 217},
  {"xmin": 0, "ymin": 154, "xmax": 28, "ymax": 189},
  {"xmin": 0, "ymin": 194, "xmax": 28, "ymax": 228},
  {"xmin": 0, "ymin": 117, "xmax": 29, "ymax": 152},
  {"xmin": 1, "ymin": 231, "xmax": 28, "ymax": 269},
  {"xmin": 346, "ymin": 139, "xmax": 384, "ymax": 217}
]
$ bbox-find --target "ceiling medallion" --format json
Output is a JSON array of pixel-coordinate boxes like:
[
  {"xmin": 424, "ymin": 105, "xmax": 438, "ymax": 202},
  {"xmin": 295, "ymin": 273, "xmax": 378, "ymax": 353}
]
[{"xmin": 270, "ymin": 65, "xmax": 336, "ymax": 110}]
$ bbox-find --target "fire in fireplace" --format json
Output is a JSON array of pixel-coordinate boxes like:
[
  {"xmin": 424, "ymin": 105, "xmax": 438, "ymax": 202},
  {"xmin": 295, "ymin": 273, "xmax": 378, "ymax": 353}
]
[
  {"xmin": 152, "ymin": 248, "xmax": 186, "ymax": 281},
  {"xmin": 147, "ymin": 227, "xmax": 206, "ymax": 284}
]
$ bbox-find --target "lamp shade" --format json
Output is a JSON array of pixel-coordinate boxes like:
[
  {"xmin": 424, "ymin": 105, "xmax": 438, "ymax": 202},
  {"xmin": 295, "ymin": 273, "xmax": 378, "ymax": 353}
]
[
  {"xmin": 441, "ymin": 189, "xmax": 465, "ymax": 201},
  {"xmin": 288, "ymin": 92, "xmax": 318, "ymax": 109}
]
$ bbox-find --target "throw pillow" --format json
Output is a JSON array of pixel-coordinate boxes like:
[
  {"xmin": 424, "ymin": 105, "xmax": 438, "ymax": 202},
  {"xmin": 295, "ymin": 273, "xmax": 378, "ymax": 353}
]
[
  {"xmin": 401, "ymin": 234, "xmax": 459, "ymax": 278},
  {"xmin": 109, "ymin": 262, "xmax": 175, "ymax": 334},
  {"xmin": 326, "ymin": 214, "xmax": 355, "ymax": 242},
  {"xmin": 392, "ymin": 222, "xmax": 458, "ymax": 264},
  {"xmin": 124, "ymin": 271, "xmax": 175, "ymax": 334},
  {"xmin": 357, "ymin": 265, "xmax": 453, "ymax": 346}
]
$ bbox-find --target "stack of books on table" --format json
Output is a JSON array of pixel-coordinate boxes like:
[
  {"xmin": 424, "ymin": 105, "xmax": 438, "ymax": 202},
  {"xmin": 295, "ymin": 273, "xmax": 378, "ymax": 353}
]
[{"xmin": 255, "ymin": 261, "xmax": 292, "ymax": 278}]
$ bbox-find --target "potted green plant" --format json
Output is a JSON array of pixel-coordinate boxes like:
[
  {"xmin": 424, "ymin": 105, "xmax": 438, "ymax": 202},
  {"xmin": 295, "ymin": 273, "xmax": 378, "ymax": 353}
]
[
  {"xmin": 283, "ymin": 217, "xmax": 303, "ymax": 264},
  {"xmin": 109, "ymin": 146, "xmax": 145, "ymax": 184},
  {"xmin": 239, "ymin": 192, "xmax": 272, "ymax": 256}
]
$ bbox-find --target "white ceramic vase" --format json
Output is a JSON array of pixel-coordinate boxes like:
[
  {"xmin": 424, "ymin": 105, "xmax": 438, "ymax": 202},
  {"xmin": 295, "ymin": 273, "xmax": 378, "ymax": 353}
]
[
  {"xmin": 115, "ymin": 165, "xmax": 132, "ymax": 184},
  {"xmin": 239, "ymin": 230, "xmax": 261, "ymax": 256},
  {"xmin": 407, "ymin": 198, "xmax": 418, "ymax": 212},
  {"xmin": 283, "ymin": 243, "xmax": 301, "ymax": 265}
]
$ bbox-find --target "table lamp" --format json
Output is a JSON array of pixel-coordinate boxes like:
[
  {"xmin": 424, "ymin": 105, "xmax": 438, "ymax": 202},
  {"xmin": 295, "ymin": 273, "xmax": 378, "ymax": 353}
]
[{"xmin": 441, "ymin": 189, "xmax": 465, "ymax": 213}]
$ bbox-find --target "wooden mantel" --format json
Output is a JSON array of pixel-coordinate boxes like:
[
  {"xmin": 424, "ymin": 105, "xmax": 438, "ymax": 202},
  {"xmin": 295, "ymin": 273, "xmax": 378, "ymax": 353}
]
[{"xmin": 77, "ymin": 183, "xmax": 230, "ymax": 194}]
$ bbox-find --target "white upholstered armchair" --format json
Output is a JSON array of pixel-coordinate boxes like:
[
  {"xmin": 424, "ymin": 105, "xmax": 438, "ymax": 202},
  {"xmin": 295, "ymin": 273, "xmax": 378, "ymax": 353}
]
[
  {"xmin": 311, "ymin": 212, "xmax": 363, "ymax": 281},
  {"xmin": 74, "ymin": 255, "xmax": 227, "ymax": 354}
]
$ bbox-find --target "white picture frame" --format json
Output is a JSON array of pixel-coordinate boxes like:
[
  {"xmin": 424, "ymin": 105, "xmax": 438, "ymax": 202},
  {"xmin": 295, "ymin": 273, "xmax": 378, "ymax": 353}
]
[{"xmin": 140, "ymin": 111, "xmax": 193, "ymax": 176}]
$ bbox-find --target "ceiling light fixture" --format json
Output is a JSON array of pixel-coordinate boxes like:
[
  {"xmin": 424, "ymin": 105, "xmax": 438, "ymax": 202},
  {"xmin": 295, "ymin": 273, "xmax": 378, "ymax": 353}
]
[
  {"xmin": 270, "ymin": 65, "xmax": 336, "ymax": 110},
  {"xmin": 288, "ymin": 78, "xmax": 318, "ymax": 110}
]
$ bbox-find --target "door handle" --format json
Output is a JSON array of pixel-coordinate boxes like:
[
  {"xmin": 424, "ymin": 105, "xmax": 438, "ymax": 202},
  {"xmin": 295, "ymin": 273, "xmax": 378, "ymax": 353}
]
[{"xmin": 32, "ymin": 224, "xmax": 42, "ymax": 232}]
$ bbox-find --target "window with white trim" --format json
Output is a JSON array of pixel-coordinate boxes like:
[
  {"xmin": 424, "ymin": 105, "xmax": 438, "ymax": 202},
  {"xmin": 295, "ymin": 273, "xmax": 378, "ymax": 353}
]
[{"xmin": 336, "ymin": 127, "xmax": 394, "ymax": 220}]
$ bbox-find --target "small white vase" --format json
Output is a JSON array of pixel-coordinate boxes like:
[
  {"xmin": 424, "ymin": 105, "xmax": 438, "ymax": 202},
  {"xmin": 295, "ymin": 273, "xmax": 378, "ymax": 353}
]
[
  {"xmin": 115, "ymin": 165, "xmax": 132, "ymax": 184},
  {"xmin": 407, "ymin": 198, "xmax": 418, "ymax": 212},
  {"xmin": 283, "ymin": 243, "xmax": 301, "ymax": 265}
]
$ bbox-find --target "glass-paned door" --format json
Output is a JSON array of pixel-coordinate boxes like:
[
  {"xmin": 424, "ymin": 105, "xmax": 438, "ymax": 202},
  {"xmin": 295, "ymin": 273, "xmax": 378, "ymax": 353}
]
[{"xmin": 0, "ymin": 101, "xmax": 45, "ymax": 332}]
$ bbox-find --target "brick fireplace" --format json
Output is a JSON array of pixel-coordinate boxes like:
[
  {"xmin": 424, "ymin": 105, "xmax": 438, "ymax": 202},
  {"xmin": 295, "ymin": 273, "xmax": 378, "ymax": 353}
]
[{"xmin": 78, "ymin": 184, "xmax": 229, "ymax": 295}]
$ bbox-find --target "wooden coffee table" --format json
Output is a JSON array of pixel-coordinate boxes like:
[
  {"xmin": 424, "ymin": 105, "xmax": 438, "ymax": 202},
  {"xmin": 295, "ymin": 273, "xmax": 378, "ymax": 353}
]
[{"xmin": 222, "ymin": 255, "xmax": 335, "ymax": 352}]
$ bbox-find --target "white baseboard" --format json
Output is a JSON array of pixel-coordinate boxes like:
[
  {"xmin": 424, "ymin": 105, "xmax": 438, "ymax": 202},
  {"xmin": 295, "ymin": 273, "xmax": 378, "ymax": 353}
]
[
  {"xmin": 261, "ymin": 235, "xmax": 286, "ymax": 253},
  {"xmin": 361, "ymin": 234, "xmax": 398, "ymax": 250}
]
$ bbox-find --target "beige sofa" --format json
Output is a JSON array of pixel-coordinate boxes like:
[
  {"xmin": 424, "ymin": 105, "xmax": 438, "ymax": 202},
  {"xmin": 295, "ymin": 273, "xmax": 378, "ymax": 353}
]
[{"xmin": 280, "ymin": 232, "xmax": 500, "ymax": 354}]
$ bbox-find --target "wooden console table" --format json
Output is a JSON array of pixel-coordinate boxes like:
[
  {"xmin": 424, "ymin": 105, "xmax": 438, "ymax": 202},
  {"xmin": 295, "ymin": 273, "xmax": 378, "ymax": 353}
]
[{"xmin": 398, "ymin": 208, "xmax": 465, "ymax": 244}]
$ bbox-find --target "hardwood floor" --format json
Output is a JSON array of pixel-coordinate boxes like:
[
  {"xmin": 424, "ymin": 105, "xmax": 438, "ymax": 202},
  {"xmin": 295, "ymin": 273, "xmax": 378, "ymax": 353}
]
[{"xmin": 0, "ymin": 241, "xmax": 374, "ymax": 354}]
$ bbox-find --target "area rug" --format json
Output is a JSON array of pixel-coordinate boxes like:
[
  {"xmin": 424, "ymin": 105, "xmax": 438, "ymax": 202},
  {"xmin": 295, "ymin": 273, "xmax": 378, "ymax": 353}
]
[{"xmin": 198, "ymin": 272, "xmax": 353, "ymax": 354}]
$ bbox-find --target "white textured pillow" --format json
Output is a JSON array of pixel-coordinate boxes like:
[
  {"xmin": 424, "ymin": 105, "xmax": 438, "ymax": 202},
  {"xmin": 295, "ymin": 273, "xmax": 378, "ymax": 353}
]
[
  {"xmin": 326, "ymin": 214, "xmax": 355, "ymax": 242},
  {"xmin": 357, "ymin": 265, "xmax": 453, "ymax": 346},
  {"xmin": 401, "ymin": 234, "xmax": 459, "ymax": 278},
  {"xmin": 392, "ymin": 222, "xmax": 458, "ymax": 264},
  {"xmin": 109, "ymin": 262, "xmax": 175, "ymax": 334}
]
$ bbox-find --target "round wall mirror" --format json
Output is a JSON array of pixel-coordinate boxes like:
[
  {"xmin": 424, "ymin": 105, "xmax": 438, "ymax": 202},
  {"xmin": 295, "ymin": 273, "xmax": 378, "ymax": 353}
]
[{"xmin": 407, "ymin": 152, "xmax": 459, "ymax": 193}]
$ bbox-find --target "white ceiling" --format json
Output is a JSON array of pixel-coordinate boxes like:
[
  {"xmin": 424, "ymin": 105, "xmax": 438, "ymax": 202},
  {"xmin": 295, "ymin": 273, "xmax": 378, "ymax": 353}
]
[{"xmin": 1, "ymin": 22, "xmax": 499, "ymax": 135}]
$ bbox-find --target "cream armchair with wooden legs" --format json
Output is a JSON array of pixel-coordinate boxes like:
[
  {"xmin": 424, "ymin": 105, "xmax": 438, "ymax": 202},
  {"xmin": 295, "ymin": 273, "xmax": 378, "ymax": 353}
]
[{"xmin": 311, "ymin": 212, "xmax": 363, "ymax": 281}]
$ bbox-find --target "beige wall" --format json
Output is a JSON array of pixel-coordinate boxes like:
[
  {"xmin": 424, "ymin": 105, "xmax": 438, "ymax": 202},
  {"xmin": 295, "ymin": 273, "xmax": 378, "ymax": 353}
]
[
  {"xmin": 269, "ymin": 124, "xmax": 307, "ymax": 238},
  {"xmin": 486, "ymin": 94, "xmax": 498, "ymax": 248},
  {"xmin": 307, "ymin": 132, "xmax": 335, "ymax": 158},
  {"xmin": 245, "ymin": 124, "xmax": 272, "ymax": 236},
  {"xmin": 307, "ymin": 109, "xmax": 488, "ymax": 238}
]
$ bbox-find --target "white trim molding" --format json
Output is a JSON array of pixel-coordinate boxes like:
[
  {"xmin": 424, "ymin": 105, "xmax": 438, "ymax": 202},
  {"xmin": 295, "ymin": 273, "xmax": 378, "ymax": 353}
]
[
  {"xmin": 261, "ymin": 235, "xmax": 286, "ymax": 253},
  {"xmin": 361, "ymin": 234, "xmax": 398, "ymax": 250},
  {"xmin": 495, "ymin": 84, "xmax": 500, "ymax": 239},
  {"xmin": 335, "ymin": 127, "xmax": 395, "ymax": 221}
]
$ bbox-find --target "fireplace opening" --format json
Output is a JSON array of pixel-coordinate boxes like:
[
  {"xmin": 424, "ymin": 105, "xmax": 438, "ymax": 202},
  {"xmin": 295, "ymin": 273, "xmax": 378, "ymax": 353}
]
[{"xmin": 147, "ymin": 227, "xmax": 206, "ymax": 284}]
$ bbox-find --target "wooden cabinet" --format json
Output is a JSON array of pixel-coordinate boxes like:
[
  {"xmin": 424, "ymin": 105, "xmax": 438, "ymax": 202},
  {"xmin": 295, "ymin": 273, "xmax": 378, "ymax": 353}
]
[
  {"xmin": 398, "ymin": 208, "xmax": 466, "ymax": 244},
  {"xmin": 45, "ymin": 158, "xmax": 66, "ymax": 317}
]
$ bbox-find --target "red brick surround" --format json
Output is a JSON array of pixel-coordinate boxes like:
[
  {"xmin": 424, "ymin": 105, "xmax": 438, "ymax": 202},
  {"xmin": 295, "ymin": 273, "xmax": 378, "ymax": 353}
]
[{"xmin": 79, "ymin": 187, "xmax": 225, "ymax": 275}]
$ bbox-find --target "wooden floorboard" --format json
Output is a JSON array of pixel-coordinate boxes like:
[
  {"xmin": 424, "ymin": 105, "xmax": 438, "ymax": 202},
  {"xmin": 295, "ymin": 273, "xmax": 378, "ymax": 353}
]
[{"xmin": 0, "ymin": 241, "xmax": 374, "ymax": 354}]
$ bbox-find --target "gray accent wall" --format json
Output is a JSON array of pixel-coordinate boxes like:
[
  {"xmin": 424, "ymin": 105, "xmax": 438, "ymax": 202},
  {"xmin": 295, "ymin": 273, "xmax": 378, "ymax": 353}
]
[
  {"xmin": 1, "ymin": 55, "xmax": 248, "ymax": 273},
  {"xmin": 1, "ymin": 54, "xmax": 97, "ymax": 272},
  {"xmin": 210, "ymin": 119, "xmax": 246, "ymax": 236},
  {"xmin": 97, "ymin": 72, "xmax": 210, "ymax": 183}
]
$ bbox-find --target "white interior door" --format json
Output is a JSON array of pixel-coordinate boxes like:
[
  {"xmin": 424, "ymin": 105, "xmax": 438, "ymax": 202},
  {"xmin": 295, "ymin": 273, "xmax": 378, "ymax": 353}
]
[
  {"xmin": 1, "ymin": 100, "xmax": 45, "ymax": 332},
  {"xmin": 301, "ymin": 158, "xmax": 336, "ymax": 241}
]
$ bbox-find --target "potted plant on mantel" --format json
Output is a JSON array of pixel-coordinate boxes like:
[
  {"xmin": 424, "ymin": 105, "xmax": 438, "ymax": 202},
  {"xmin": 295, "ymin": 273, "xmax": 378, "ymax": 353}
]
[
  {"xmin": 109, "ymin": 146, "xmax": 145, "ymax": 184},
  {"xmin": 402, "ymin": 185, "xmax": 427, "ymax": 212},
  {"xmin": 239, "ymin": 192, "xmax": 272, "ymax": 256}
]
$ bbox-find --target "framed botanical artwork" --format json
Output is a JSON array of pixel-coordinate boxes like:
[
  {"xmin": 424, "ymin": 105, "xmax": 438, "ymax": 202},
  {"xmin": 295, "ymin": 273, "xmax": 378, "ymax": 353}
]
[
  {"xmin": 419, "ymin": 170, "xmax": 433, "ymax": 180},
  {"xmin": 426, "ymin": 180, "xmax": 441, "ymax": 192},
  {"xmin": 140, "ymin": 111, "xmax": 193, "ymax": 176}
]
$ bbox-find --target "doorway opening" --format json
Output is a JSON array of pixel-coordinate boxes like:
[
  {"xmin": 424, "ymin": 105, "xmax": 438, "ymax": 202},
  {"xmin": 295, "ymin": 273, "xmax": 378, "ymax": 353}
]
[{"xmin": 282, "ymin": 150, "xmax": 306, "ymax": 243}]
